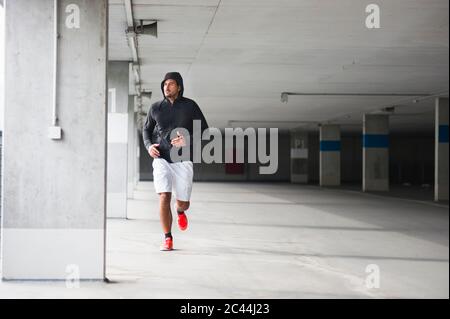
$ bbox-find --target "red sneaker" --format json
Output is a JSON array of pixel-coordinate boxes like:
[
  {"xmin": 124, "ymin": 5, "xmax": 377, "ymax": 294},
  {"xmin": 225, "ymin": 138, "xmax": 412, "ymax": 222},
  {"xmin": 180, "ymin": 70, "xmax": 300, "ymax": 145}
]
[
  {"xmin": 160, "ymin": 237, "xmax": 173, "ymax": 251},
  {"xmin": 178, "ymin": 212, "xmax": 188, "ymax": 231}
]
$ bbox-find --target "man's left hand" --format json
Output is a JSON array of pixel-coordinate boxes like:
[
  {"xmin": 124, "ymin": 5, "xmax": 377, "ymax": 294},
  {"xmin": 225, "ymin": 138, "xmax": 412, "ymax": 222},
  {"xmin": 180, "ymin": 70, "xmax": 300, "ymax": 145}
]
[{"xmin": 171, "ymin": 131, "xmax": 186, "ymax": 148}]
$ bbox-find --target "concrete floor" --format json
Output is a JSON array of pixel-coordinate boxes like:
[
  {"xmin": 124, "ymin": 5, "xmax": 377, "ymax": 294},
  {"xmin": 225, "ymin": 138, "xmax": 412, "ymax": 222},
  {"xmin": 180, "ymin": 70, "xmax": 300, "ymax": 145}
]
[{"xmin": 0, "ymin": 181, "xmax": 448, "ymax": 298}]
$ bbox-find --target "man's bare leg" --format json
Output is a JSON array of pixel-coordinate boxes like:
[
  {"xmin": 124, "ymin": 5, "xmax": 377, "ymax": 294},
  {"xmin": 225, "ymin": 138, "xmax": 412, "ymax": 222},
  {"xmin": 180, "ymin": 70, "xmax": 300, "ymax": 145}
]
[
  {"xmin": 159, "ymin": 192, "xmax": 172, "ymax": 234},
  {"xmin": 175, "ymin": 200, "xmax": 190, "ymax": 213},
  {"xmin": 175, "ymin": 200, "xmax": 190, "ymax": 231}
]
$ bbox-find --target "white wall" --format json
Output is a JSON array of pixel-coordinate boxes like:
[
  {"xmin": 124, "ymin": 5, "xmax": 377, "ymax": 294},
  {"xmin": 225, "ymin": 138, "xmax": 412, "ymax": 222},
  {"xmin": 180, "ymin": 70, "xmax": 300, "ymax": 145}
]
[{"xmin": 0, "ymin": 4, "xmax": 4, "ymax": 131}]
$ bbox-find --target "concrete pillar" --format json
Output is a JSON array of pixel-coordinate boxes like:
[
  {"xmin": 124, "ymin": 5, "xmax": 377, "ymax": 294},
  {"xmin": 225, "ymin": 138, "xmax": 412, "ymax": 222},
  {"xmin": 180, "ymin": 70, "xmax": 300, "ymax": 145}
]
[
  {"xmin": 435, "ymin": 97, "xmax": 449, "ymax": 201},
  {"xmin": 363, "ymin": 114, "xmax": 389, "ymax": 192},
  {"xmin": 319, "ymin": 125, "xmax": 341, "ymax": 186},
  {"xmin": 127, "ymin": 95, "xmax": 136, "ymax": 199},
  {"xmin": 290, "ymin": 130, "xmax": 308, "ymax": 183},
  {"xmin": 107, "ymin": 62, "xmax": 129, "ymax": 218},
  {"xmin": 1, "ymin": 0, "xmax": 108, "ymax": 280}
]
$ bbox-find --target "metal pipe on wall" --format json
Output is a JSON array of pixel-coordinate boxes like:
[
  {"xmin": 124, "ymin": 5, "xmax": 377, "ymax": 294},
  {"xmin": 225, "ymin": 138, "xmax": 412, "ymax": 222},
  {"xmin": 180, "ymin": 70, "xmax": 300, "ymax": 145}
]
[{"xmin": 52, "ymin": 0, "xmax": 58, "ymax": 126}]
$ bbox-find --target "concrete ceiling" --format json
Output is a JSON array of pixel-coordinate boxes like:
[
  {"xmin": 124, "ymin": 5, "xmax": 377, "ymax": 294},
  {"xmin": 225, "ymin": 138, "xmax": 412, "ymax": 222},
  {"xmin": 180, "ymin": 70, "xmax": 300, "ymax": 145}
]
[{"xmin": 108, "ymin": 0, "xmax": 449, "ymax": 133}]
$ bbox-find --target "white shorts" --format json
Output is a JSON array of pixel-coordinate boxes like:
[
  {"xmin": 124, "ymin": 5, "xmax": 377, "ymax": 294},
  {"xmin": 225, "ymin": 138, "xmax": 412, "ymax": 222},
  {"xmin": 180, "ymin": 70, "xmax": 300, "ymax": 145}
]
[{"xmin": 152, "ymin": 158, "xmax": 194, "ymax": 201}]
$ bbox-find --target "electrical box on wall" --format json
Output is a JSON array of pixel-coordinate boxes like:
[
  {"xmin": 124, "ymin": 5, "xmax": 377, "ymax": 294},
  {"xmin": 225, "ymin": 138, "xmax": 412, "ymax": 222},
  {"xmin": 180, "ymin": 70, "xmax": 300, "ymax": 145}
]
[{"xmin": 48, "ymin": 126, "xmax": 62, "ymax": 140}]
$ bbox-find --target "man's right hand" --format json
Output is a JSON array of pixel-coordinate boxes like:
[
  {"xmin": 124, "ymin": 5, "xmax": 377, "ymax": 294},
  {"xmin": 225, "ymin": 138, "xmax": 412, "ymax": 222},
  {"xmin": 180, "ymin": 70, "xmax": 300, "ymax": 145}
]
[{"xmin": 148, "ymin": 144, "xmax": 160, "ymax": 158}]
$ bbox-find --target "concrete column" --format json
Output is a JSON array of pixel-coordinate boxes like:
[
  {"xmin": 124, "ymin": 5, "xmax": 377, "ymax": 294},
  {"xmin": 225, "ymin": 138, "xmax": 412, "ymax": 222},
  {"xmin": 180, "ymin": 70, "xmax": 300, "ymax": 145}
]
[
  {"xmin": 319, "ymin": 125, "xmax": 341, "ymax": 186},
  {"xmin": 435, "ymin": 97, "xmax": 449, "ymax": 201},
  {"xmin": 107, "ymin": 62, "xmax": 129, "ymax": 218},
  {"xmin": 363, "ymin": 114, "xmax": 389, "ymax": 192},
  {"xmin": 290, "ymin": 130, "xmax": 308, "ymax": 183},
  {"xmin": 127, "ymin": 95, "xmax": 136, "ymax": 199},
  {"xmin": 2, "ymin": 0, "xmax": 108, "ymax": 279}
]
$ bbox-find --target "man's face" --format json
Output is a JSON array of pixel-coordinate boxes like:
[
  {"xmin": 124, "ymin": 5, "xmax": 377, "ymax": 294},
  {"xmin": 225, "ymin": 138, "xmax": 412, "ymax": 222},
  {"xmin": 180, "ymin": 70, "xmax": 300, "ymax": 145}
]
[{"xmin": 163, "ymin": 79, "xmax": 180, "ymax": 98}]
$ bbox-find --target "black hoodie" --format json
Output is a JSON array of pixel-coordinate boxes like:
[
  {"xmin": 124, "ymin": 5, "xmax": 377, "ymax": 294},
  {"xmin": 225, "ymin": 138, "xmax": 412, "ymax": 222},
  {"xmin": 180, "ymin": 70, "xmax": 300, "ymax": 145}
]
[{"xmin": 142, "ymin": 72, "xmax": 209, "ymax": 163}]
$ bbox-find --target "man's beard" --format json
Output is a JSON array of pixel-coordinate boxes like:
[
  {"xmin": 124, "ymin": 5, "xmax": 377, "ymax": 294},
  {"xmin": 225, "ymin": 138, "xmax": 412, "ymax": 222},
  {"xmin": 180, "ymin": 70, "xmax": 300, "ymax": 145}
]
[{"xmin": 166, "ymin": 91, "xmax": 178, "ymax": 98}]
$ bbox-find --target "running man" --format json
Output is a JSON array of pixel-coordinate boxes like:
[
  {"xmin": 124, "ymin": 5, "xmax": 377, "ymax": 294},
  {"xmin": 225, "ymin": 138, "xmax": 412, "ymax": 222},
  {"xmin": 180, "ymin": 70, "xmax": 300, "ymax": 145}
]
[{"xmin": 142, "ymin": 72, "xmax": 208, "ymax": 251}]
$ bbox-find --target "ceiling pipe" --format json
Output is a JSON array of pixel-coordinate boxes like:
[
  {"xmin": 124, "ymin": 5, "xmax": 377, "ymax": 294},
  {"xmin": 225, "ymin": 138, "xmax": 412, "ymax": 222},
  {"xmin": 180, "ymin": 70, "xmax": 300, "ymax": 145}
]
[
  {"xmin": 124, "ymin": 0, "xmax": 133, "ymax": 27},
  {"xmin": 411, "ymin": 90, "xmax": 449, "ymax": 103},
  {"xmin": 324, "ymin": 90, "xmax": 449, "ymax": 124},
  {"xmin": 280, "ymin": 92, "xmax": 431, "ymax": 103},
  {"xmin": 281, "ymin": 92, "xmax": 431, "ymax": 97},
  {"xmin": 281, "ymin": 91, "xmax": 449, "ymax": 125},
  {"xmin": 229, "ymin": 120, "xmax": 318, "ymax": 124},
  {"xmin": 124, "ymin": 0, "xmax": 141, "ymax": 95},
  {"xmin": 132, "ymin": 63, "xmax": 140, "ymax": 83},
  {"xmin": 228, "ymin": 120, "xmax": 319, "ymax": 129},
  {"xmin": 127, "ymin": 34, "xmax": 138, "ymax": 63}
]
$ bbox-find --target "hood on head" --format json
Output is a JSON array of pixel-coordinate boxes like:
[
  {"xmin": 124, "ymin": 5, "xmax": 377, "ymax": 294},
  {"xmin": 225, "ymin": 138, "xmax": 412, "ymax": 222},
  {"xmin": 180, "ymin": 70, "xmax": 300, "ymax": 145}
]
[{"xmin": 161, "ymin": 72, "xmax": 184, "ymax": 98}]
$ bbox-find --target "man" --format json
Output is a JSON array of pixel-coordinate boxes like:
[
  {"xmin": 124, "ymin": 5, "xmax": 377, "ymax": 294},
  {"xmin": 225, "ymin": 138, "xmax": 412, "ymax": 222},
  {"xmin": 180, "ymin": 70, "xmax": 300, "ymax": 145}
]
[{"xmin": 142, "ymin": 72, "xmax": 208, "ymax": 251}]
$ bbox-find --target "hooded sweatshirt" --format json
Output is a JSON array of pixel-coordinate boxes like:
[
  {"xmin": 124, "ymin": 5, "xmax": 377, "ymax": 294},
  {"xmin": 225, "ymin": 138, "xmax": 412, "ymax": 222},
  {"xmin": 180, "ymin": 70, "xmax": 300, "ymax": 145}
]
[{"xmin": 142, "ymin": 72, "xmax": 209, "ymax": 163}]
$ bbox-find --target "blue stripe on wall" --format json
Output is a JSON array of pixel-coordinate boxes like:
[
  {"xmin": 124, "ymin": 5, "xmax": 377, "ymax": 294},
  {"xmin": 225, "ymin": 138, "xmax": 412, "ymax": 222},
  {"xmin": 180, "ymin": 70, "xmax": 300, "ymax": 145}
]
[
  {"xmin": 439, "ymin": 125, "xmax": 449, "ymax": 143},
  {"xmin": 320, "ymin": 140, "xmax": 341, "ymax": 152},
  {"xmin": 363, "ymin": 134, "xmax": 389, "ymax": 148}
]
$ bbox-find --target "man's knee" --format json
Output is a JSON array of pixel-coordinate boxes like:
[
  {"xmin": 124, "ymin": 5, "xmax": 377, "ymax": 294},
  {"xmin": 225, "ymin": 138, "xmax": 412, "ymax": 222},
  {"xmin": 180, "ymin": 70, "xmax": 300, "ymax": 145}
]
[
  {"xmin": 159, "ymin": 192, "xmax": 172, "ymax": 204},
  {"xmin": 177, "ymin": 200, "xmax": 190, "ymax": 211}
]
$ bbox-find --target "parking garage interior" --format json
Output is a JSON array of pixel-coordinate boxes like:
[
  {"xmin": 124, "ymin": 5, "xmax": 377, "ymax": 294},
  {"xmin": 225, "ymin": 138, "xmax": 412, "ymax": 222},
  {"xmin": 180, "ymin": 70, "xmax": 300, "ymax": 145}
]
[{"xmin": 0, "ymin": 0, "xmax": 448, "ymax": 299}]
